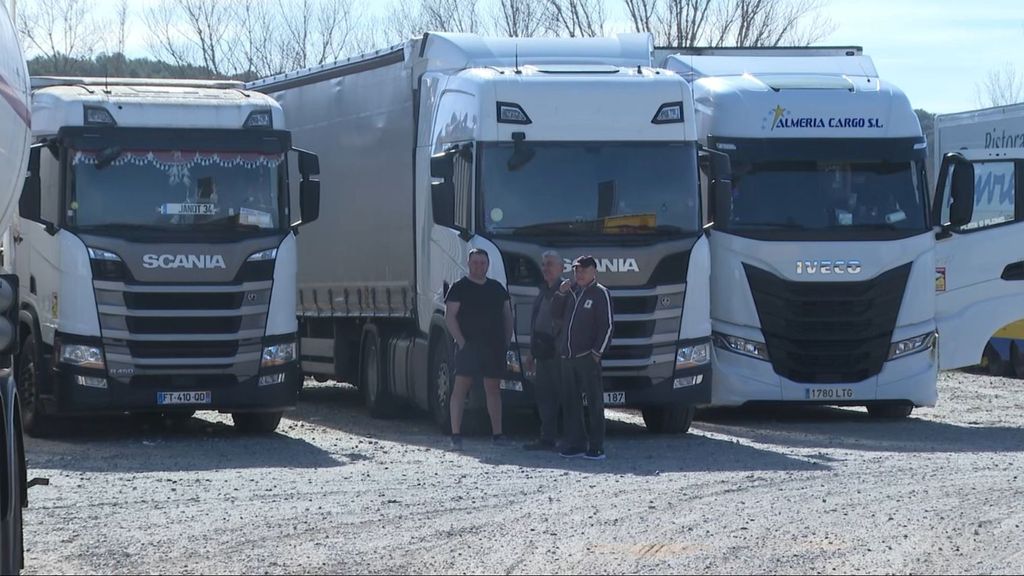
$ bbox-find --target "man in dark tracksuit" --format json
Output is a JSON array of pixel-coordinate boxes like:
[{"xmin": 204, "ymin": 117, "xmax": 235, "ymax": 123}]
[
  {"xmin": 552, "ymin": 255, "xmax": 614, "ymax": 461},
  {"xmin": 523, "ymin": 251, "xmax": 565, "ymax": 451}
]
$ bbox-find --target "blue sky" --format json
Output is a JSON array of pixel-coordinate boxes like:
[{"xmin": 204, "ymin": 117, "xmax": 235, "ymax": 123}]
[{"xmin": 87, "ymin": 0, "xmax": 1024, "ymax": 114}]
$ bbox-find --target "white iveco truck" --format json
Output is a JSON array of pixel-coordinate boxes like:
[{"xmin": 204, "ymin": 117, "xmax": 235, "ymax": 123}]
[
  {"xmin": 250, "ymin": 33, "xmax": 723, "ymax": 433},
  {"xmin": 9, "ymin": 76, "xmax": 321, "ymax": 435},
  {"xmin": 656, "ymin": 47, "xmax": 1024, "ymax": 417}
]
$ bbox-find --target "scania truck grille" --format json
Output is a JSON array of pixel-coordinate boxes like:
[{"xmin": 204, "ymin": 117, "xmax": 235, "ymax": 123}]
[
  {"xmin": 744, "ymin": 263, "xmax": 911, "ymax": 384},
  {"xmin": 509, "ymin": 283, "xmax": 686, "ymax": 390},
  {"xmin": 93, "ymin": 279, "xmax": 272, "ymax": 380}
]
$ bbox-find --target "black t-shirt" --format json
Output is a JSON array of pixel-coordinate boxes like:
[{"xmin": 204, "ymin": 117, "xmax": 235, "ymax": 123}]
[{"xmin": 445, "ymin": 277, "xmax": 510, "ymax": 349}]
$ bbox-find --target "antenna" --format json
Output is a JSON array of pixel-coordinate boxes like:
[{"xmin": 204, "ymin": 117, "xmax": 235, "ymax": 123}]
[{"xmin": 514, "ymin": 44, "xmax": 521, "ymax": 75}]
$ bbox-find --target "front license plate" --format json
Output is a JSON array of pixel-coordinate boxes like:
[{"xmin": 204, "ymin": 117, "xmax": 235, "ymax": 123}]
[
  {"xmin": 157, "ymin": 391, "xmax": 212, "ymax": 405},
  {"xmin": 603, "ymin": 392, "xmax": 626, "ymax": 406},
  {"xmin": 805, "ymin": 387, "xmax": 855, "ymax": 401}
]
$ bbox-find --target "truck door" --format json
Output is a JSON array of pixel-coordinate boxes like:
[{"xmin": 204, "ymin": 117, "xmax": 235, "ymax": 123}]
[{"xmin": 934, "ymin": 151, "xmax": 1024, "ymax": 370}]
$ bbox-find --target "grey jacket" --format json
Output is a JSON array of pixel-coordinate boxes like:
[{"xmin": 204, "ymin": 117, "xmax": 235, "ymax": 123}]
[{"xmin": 552, "ymin": 281, "xmax": 614, "ymax": 359}]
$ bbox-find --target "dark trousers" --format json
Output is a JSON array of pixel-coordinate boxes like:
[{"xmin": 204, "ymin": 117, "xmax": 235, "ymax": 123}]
[
  {"xmin": 561, "ymin": 355, "xmax": 604, "ymax": 451},
  {"xmin": 534, "ymin": 357, "xmax": 562, "ymax": 443}
]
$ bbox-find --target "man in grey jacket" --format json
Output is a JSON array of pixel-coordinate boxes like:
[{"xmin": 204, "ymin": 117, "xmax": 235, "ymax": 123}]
[
  {"xmin": 552, "ymin": 255, "xmax": 614, "ymax": 461},
  {"xmin": 523, "ymin": 250, "xmax": 565, "ymax": 451}
]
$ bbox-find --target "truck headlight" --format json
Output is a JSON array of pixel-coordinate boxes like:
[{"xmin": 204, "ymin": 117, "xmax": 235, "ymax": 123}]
[
  {"xmin": 676, "ymin": 342, "xmax": 710, "ymax": 370},
  {"xmin": 888, "ymin": 332, "xmax": 937, "ymax": 360},
  {"xmin": 60, "ymin": 343, "xmax": 105, "ymax": 369},
  {"xmin": 506, "ymin": 349, "xmax": 521, "ymax": 374},
  {"xmin": 262, "ymin": 342, "xmax": 296, "ymax": 367},
  {"xmin": 713, "ymin": 332, "xmax": 769, "ymax": 361}
]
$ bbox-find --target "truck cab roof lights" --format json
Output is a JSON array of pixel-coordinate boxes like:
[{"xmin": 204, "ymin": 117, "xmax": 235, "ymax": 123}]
[
  {"xmin": 652, "ymin": 102, "xmax": 684, "ymax": 124},
  {"xmin": 243, "ymin": 109, "xmax": 274, "ymax": 129},
  {"xmin": 83, "ymin": 106, "xmax": 117, "ymax": 126},
  {"xmin": 497, "ymin": 102, "xmax": 531, "ymax": 125}
]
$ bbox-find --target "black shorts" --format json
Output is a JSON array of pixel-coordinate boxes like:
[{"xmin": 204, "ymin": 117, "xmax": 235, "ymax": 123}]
[{"xmin": 455, "ymin": 341, "xmax": 506, "ymax": 379}]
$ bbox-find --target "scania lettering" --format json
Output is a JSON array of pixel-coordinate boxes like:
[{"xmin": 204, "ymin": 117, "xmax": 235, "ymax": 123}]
[
  {"xmin": 250, "ymin": 33, "xmax": 720, "ymax": 434},
  {"xmin": 656, "ymin": 46, "xmax": 1024, "ymax": 418},
  {"xmin": 142, "ymin": 254, "xmax": 228, "ymax": 270},
  {"xmin": 7, "ymin": 76, "xmax": 322, "ymax": 436}
]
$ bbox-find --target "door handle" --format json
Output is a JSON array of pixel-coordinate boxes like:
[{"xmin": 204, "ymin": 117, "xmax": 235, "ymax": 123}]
[{"xmin": 1002, "ymin": 261, "xmax": 1024, "ymax": 281}]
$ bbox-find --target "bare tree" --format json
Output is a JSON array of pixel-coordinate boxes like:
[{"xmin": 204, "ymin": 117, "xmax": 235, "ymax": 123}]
[
  {"xmin": 976, "ymin": 63, "xmax": 1024, "ymax": 108},
  {"xmin": 626, "ymin": 0, "xmax": 832, "ymax": 47},
  {"xmin": 277, "ymin": 0, "xmax": 359, "ymax": 71},
  {"xmin": 547, "ymin": 0, "xmax": 606, "ymax": 37},
  {"xmin": 144, "ymin": 0, "xmax": 237, "ymax": 77},
  {"xmin": 235, "ymin": 0, "xmax": 284, "ymax": 78},
  {"xmin": 16, "ymin": 0, "xmax": 102, "ymax": 73},
  {"xmin": 494, "ymin": 0, "xmax": 549, "ymax": 37},
  {"xmin": 421, "ymin": 0, "xmax": 484, "ymax": 34}
]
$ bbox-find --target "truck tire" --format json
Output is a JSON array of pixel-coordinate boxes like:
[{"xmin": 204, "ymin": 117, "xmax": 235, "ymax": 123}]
[
  {"xmin": 16, "ymin": 333, "xmax": 52, "ymax": 438},
  {"xmin": 429, "ymin": 337, "xmax": 453, "ymax": 435},
  {"xmin": 867, "ymin": 402, "xmax": 914, "ymax": 419},
  {"xmin": 641, "ymin": 404, "xmax": 695, "ymax": 434},
  {"xmin": 983, "ymin": 344, "xmax": 1008, "ymax": 377},
  {"xmin": 231, "ymin": 411, "xmax": 283, "ymax": 434},
  {"xmin": 361, "ymin": 330, "xmax": 393, "ymax": 418}
]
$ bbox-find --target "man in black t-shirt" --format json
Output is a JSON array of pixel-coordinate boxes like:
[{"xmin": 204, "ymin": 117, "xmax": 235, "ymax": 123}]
[{"xmin": 444, "ymin": 248, "xmax": 514, "ymax": 450}]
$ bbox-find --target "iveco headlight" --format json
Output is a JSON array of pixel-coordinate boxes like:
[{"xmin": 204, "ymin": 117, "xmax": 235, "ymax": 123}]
[
  {"xmin": 888, "ymin": 332, "xmax": 937, "ymax": 360},
  {"xmin": 713, "ymin": 332, "xmax": 770, "ymax": 361},
  {"xmin": 60, "ymin": 343, "xmax": 105, "ymax": 369},
  {"xmin": 676, "ymin": 342, "xmax": 710, "ymax": 370},
  {"xmin": 506, "ymin": 349, "xmax": 521, "ymax": 374},
  {"xmin": 261, "ymin": 342, "xmax": 296, "ymax": 367}
]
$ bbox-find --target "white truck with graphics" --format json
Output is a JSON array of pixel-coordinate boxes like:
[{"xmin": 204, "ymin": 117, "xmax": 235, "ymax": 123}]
[
  {"xmin": 9, "ymin": 76, "xmax": 322, "ymax": 435},
  {"xmin": 656, "ymin": 47, "xmax": 1024, "ymax": 417},
  {"xmin": 249, "ymin": 33, "xmax": 720, "ymax": 433},
  {"xmin": 932, "ymin": 103, "xmax": 1024, "ymax": 376}
]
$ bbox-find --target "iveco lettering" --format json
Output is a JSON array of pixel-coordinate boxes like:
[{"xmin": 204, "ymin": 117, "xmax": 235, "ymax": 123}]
[
  {"xmin": 249, "ymin": 33, "xmax": 719, "ymax": 434},
  {"xmin": 656, "ymin": 46, "xmax": 1024, "ymax": 418},
  {"xmin": 9, "ymin": 76, "xmax": 322, "ymax": 435},
  {"xmin": 142, "ymin": 254, "xmax": 228, "ymax": 270}
]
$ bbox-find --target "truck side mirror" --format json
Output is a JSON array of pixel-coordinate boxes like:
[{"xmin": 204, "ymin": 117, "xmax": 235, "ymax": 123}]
[
  {"xmin": 430, "ymin": 152, "xmax": 453, "ymax": 180},
  {"xmin": 700, "ymin": 147, "xmax": 734, "ymax": 226},
  {"xmin": 948, "ymin": 158, "xmax": 975, "ymax": 229},
  {"xmin": 431, "ymin": 181, "xmax": 456, "ymax": 229},
  {"xmin": 297, "ymin": 148, "xmax": 320, "ymax": 177},
  {"xmin": 19, "ymin": 145, "xmax": 46, "ymax": 226},
  {"xmin": 298, "ymin": 179, "xmax": 320, "ymax": 226}
]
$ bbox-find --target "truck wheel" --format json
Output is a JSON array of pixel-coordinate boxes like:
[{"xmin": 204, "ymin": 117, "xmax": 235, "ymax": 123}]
[
  {"xmin": 1011, "ymin": 342, "xmax": 1024, "ymax": 379},
  {"xmin": 867, "ymin": 402, "xmax": 914, "ymax": 419},
  {"xmin": 429, "ymin": 337, "xmax": 453, "ymax": 435},
  {"xmin": 17, "ymin": 333, "xmax": 52, "ymax": 438},
  {"xmin": 983, "ymin": 344, "xmax": 1008, "ymax": 377},
  {"xmin": 231, "ymin": 411, "xmax": 283, "ymax": 434},
  {"xmin": 641, "ymin": 404, "xmax": 695, "ymax": 434},
  {"xmin": 361, "ymin": 331, "xmax": 393, "ymax": 418}
]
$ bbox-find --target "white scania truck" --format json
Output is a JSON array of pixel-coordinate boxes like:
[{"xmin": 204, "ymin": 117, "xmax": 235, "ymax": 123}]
[
  {"xmin": 249, "ymin": 33, "xmax": 724, "ymax": 433},
  {"xmin": 8, "ymin": 76, "xmax": 322, "ymax": 436},
  {"xmin": 656, "ymin": 47, "xmax": 1024, "ymax": 417}
]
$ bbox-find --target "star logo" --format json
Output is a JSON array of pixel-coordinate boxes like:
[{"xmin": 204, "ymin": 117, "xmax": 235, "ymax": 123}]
[{"xmin": 770, "ymin": 105, "xmax": 786, "ymax": 131}]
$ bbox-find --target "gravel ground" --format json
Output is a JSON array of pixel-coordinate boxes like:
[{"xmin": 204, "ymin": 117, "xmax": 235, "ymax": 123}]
[{"xmin": 20, "ymin": 371, "xmax": 1024, "ymax": 575}]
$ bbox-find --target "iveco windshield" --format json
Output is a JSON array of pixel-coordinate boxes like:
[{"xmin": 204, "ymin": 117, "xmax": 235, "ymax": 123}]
[{"xmin": 713, "ymin": 138, "xmax": 930, "ymax": 239}]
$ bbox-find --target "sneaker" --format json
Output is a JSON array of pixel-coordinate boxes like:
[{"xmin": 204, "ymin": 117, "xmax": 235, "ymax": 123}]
[
  {"xmin": 584, "ymin": 449, "xmax": 606, "ymax": 461},
  {"xmin": 559, "ymin": 447, "xmax": 586, "ymax": 458},
  {"xmin": 449, "ymin": 435, "xmax": 464, "ymax": 451},
  {"xmin": 491, "ymin": 434, "xmax": 511, "ymax": 446},
  {"xmin": 522, "ymin": 439, "xmax": 557, "ymax": 451}
]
